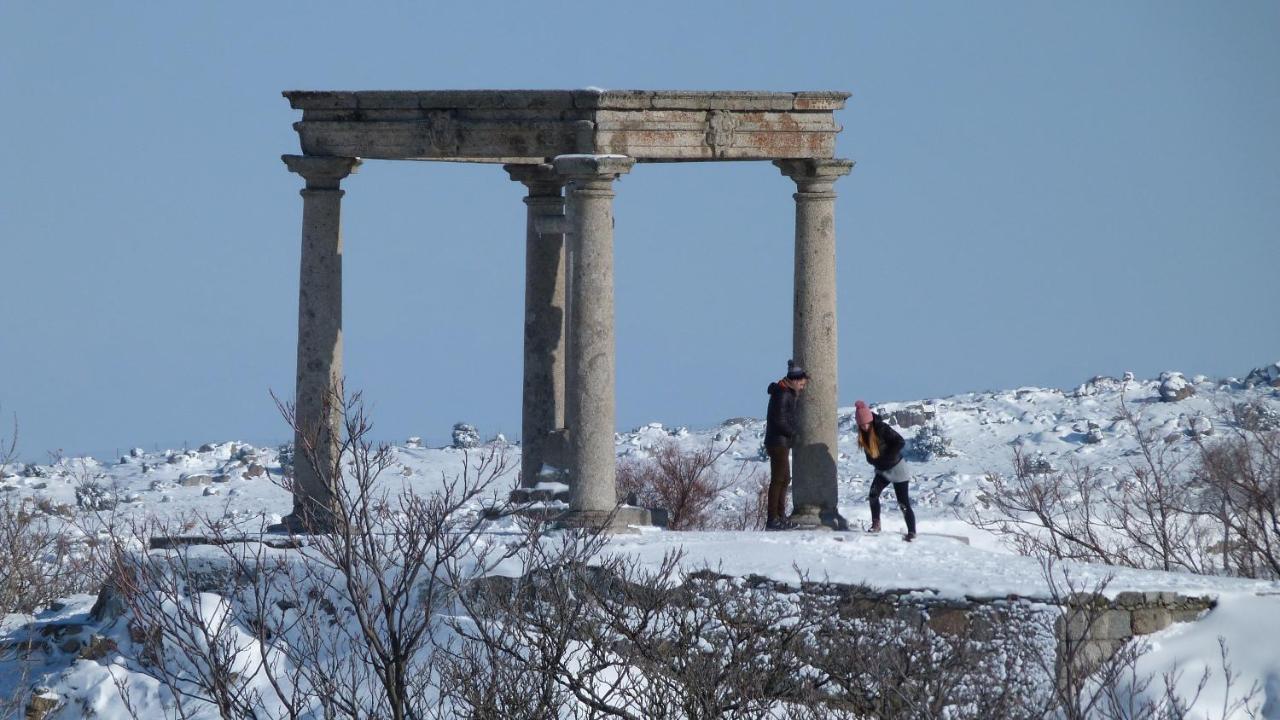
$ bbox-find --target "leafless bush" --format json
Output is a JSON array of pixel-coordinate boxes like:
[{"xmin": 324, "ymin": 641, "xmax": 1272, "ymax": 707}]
[
  {"xmin": 616, "ymin": 439, "xmax": 749, "ymax": 530},
  {"xmin": 799, "ymin": 600, "xmax": 1049, "ymax": 719},
  {"xmin": 0, "ymin": 408, "xmax": 15, "ymax": 477},
  {"xmin": 1038, "ymin": 559, "xmax": 1261, "ymax": 720},
  {"xmin": 713, "ymin": 472, "xmax": 769, "ymax": 531},
  {"xmin": 966, "ymin": 397, "xmax": 1227, "ymax": 575},
  {"xmin": 448, "ymin": 531, "xmax": 1264, "ymax": 720},
  {"xmin": 969, "ymin": 393, "xmax": 1280, "ymax": 581},
  {"xmin": 443, "ymin": 534, "xmax": 828, "ymax": 719},
  {"xmin": 0, "ymin": 496, "xmax": 100, "ymax": 615},
  {"xmin": 101, "ymin": 388, "xmax": 519, "ymax": 719},
  {"xmin": 1195, "ymin": 426, "xmax": 1280, "ymax": 579}
]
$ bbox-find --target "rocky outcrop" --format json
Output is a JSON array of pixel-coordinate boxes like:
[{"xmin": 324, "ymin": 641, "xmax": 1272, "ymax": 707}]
[{"xmin": 1242, "ymin": 362, "xmax": 1280, "ymax": 389}]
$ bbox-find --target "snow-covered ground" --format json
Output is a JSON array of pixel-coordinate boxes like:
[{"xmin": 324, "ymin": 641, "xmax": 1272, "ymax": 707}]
[
  {"xmin": 2, "ymin": 363, "xmax": 1279, "ymax": 718},
  {"xmin": 5, "ymin": 365, "xmax": 1277, "ymax": 540}
]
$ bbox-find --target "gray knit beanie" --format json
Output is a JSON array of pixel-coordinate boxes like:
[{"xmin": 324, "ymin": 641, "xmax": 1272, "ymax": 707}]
[{"xmin": 786, "ymin": 359, "xmax": 808, "ymax": 380}]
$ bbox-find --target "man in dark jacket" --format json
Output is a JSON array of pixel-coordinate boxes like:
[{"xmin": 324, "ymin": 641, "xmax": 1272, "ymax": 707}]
[
  {"xmin": 764, "ymin": 360, "xmax": 808, "ymax": 530},
  {"xmin": 855, "ymin": 400, "xmax": 916, "ymax": 540}
]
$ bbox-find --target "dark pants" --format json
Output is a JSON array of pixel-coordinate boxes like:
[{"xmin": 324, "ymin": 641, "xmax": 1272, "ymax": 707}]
[
  {"xmin": 869, "ymin": 471, "xmax": 916, "ymax": 534},
  {"xmin": 766, "ymin": 445, "xmax": 791, "ymax": 521}
]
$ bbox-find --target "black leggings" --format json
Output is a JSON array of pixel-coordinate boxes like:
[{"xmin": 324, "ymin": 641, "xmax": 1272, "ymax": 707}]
[{"xmin": 869, "ymin": 472, "xmax": 916, "ymax": 534}]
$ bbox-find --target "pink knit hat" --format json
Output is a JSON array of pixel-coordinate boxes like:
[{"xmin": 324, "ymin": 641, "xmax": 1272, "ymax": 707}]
[{"xmin": 854, "ymin": 400, "xmax": 873, "ymax": 427}]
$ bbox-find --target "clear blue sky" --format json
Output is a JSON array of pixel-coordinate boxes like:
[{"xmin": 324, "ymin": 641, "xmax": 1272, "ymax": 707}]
[{"xmin": 2, "ymin": 2, "xmax": 1277, "ymax": 461}]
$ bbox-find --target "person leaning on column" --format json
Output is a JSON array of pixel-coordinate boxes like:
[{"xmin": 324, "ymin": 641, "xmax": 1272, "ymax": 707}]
[
  {"xmin": 855, "ymin": 400, "xmax": 917, "ymax": 541},
  {"xmin": 763, "ymin": 360, "xmax": 809, "ymax": 530}
]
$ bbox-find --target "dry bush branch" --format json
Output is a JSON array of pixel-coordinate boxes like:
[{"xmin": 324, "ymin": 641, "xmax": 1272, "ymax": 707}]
[
  {"xmin": 97, "ymin": 386, "xmax": 520, "ymax": 719},
  {"xmin": 616, "ymin": 438, "xmax": 742, "ymax": 530},
  {"xmin": 1196, "ymin": 425, "xmax": 1280, "ymax": 580},
  {"xmin": 0, "ymin": 496, "xmax": 100, "ymax": 614},
  {"xmin": 963, "ymin": 393, "xmax": 1260, "ymax": 577}
]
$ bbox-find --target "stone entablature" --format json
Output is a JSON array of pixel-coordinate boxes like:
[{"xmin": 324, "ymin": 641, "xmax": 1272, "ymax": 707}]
[{"xmin": 284, "ymin": 89, "xmax": 848, "ymax": 163}]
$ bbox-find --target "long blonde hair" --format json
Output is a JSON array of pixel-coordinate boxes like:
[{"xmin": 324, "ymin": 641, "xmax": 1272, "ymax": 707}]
[{"xmin": 858, "ymin": 425, "xmax": 880, "ymax": 459}]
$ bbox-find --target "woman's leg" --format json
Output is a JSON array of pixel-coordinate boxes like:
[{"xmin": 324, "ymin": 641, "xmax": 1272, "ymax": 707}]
[
  {"xmin": 892, "ymin": 481, "xmax": 916, "ymax": 535},
  {"xmin": 868, "ymin": 473, "xmax": 889, "ymax": 527}
]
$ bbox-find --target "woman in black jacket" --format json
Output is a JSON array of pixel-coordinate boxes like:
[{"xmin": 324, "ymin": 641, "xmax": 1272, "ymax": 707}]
[
  {"xmin": 763, "ymin": 360, "xmax": 808, "ymax": 530},
  {"xmin": 854, "ymin": 400, "xmax": 916, "ymax": 540}
]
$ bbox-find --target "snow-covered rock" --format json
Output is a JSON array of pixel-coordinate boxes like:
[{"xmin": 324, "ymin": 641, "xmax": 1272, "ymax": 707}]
[
  {"xmin": 1187, "ymin": 415, "xmax": 1213, "ymax": 438},
  {"xmin": 1242, "ymin": 362, "xmax": 1280, "ymax": 389},
  {"xmin": 179, "ymin": 473, "xmax": 212, "ymax": 487},
  {"xmin": 1084, "ymin": 420, "xmax": 1104, "ymax": 444},
  {"xmin": 1158, "ymin": 372, "xmax": 1194, "ymax": 402},
  {"xmin": 451, "ymin": 422, "xmax": 480, "ymax": 449},
  {"xmin": 910, "ymin": 422, "xmax": 958, "ymax": 460}
]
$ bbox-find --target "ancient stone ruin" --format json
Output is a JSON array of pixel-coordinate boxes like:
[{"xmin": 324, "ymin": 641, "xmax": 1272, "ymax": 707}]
[{"xmin": 279, "ymin": 89, "xmax": 855, "ymax": 531}]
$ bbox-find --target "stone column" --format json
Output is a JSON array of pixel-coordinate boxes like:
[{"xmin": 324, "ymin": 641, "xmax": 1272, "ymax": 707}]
[
  {"xmin": 552, "ymin": 154, "xmax": 647, "ymax": 530},
  {"xmin": 775, "ymin": 158, "xmax": 854, "ymax": 530},
  {"xmin": 280, "ymin": 154, "xmax": 360, "ymax": 532},
  {"xmin": 504, "ymin": 164, "xmax": 568, "ymax": 487}
]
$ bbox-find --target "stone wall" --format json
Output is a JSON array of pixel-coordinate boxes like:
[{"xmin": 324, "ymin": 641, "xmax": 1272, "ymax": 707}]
[{"xmin": 723, "ymin": 574, "xmax": 1216, "ymax": 682}]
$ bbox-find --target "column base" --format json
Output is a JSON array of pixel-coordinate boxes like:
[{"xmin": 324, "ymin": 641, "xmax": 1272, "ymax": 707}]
[
  {"xmin": 555, "ymin": 507, "xmax": 652, "ymax": 534},
  {"xmin": 788, "ymin": 504, "xmax": 848, "ymax": 531},
  {"xmin": 267, "ymin": 508, "xmax": 335, "ymax": 535}
]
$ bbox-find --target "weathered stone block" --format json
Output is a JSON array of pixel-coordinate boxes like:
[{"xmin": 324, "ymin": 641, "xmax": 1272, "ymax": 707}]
[
  {"xmin": 927, "ymin": 608, "xmax": 969, "ymax": 636},
  {"xmin": 79, "ymin": 634, "xmax": 118, "ymax": 661},
  {"xmin": 25, "ymin": 691, "xmax": 60, "ymax": 720},
  {"xmin": 1064, "ymin": 639, "xmax": 1124, "ymax": 680},
  {"xmin": 1169, "ymin": 607, "xmax": 1207, "ymax": 624},
  {"xmin": 792, "ymin": 91, "xmax": 851, "ymax": 110},
  {"xmin": 1113, "ymin": 591, "xmax": 1145, "ymax": 608},
  {"xmin": 285, "ymin": 90, "xmax": 357, "ymax": 110},
  {"xmin": 1060, "ymin": 608, "xmax": 1133, "ymax": 642},
  {"xmin": 1131, "ymin": 607, "xmax": 1173, "ymax": 635}
]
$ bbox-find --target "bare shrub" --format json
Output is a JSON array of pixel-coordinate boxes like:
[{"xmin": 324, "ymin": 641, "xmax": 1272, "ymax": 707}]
[
  {"xmin": 714, "ymin": 471, "xmax": 769, "ymax": 531},
  {"xmin": 1196, "ymin": 426, "xmax": 1280, "ymax": 579},
  {"xmin": 799, "ymin": 599, "xmax": 1049, "ymax": 719},
  {"xmin": 0, "ymin": 409, "xmax": 15, "ymax": 477},
  {"xmin": 1037, "ymin": 559, "xmax": 1261, "ymax": 720},
  {"xmin": 443, "ymin": 534, "xmax": 827, "ymax": 719},
  {"xmin": 0, "ymin": 496, "xmax": 100, "ymax": 615},
  {"xmin": 966, "ymin": 397, "xmax": 1226, "ymax": 575},
  {"xmin": 447, "ymin": 534, "xmax": 1265, "ymax": 720},
  {"xmin": 616, "ymin": 439, "xmax": 747, "ymax": 530},
  {"xmin": 101, "ymin": 387, "xmax": 518, "ymax": 719}
]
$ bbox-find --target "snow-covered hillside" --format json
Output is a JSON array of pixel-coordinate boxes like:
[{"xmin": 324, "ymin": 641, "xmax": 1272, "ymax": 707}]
[
  {"xmin": 3, "ymin": 363, "xmax": 1277, "ymax": 536},
  {"xmin": 2, "ymin": 362, "xmax": 1278, "ymax": 718}
]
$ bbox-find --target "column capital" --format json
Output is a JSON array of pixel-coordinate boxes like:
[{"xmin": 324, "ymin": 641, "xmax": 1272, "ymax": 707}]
[
  {"xmin": 552, "ymin": 154, "xmax": 635, "ymax": 181},
  {"xmin": 504, "ymin": 163, "xmax": 565, "ymax": 197},
  {"xmin": 774, "ymin": 158, "xmax": 854, "ymax": 194},
  {"xmin": 283, "ymin": 155, "xmax": 361, "ymax": 190}
]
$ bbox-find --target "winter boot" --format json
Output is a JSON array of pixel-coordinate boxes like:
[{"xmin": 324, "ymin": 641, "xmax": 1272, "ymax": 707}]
[
  {"xmin": 868, "ymin": 520, "xmax": 882, "ymax": 534},
  {"xmin": 904, "ymin": 531, "xmax": 917, "ymax": 542}
]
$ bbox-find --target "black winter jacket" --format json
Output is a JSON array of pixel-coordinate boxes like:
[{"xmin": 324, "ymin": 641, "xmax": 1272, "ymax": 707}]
[
  {"xmin": 764, "ymin": 381, "xmax": 800, "ymax": 448},
  {"xmin": 859, "ymin": 414, "xmax": 905, "ymax": 472}
]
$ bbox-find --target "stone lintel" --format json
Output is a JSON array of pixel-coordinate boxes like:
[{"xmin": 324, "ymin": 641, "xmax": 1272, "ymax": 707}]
[
  {"xmin": 282, "ymin": 154, "xmax": 361, "ymax": 189},
  {"xmin": 553, "ymin": 154, "xmax": 635, "ymax": 179},
  {"xmin": 285, "ymin": 89, "xmax": 850, "ymax": 113},
  {"xmin": 287, "ymin": 90, "xmax": 849, "ymax": 164}
]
